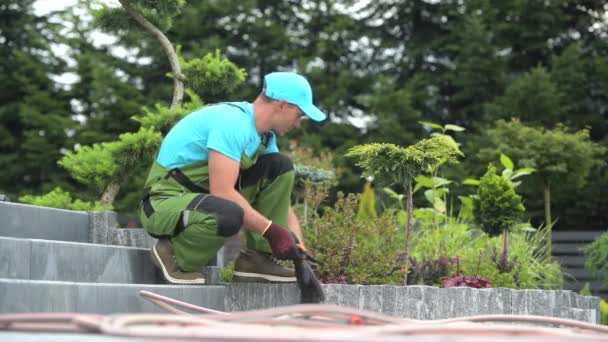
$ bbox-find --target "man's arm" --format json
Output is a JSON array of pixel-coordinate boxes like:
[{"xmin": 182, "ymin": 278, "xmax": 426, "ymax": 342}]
[{"xmin": 208, "ymin": 149, "xmax": 269, "ymax": 234}]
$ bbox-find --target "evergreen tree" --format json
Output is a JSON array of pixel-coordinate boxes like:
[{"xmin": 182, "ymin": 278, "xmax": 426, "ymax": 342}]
[
  {"xmin": 0, "ymin": 0, "xmax": 73, "ymax": 197},
  {"xmin": 486, "ymin": 67, "xmax": 564, "ymax": 127}
]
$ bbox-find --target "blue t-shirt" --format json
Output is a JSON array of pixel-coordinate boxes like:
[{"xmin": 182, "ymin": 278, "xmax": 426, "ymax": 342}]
[{"xmin": 156, "ymin": 102, "xmax": 279, "ymax": 168}]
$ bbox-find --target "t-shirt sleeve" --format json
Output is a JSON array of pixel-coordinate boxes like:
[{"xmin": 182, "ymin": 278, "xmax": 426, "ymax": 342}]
[
  {"xmin": 206, "ymin": 116, "xmax": 248, "ymax": 161},
  {"xmin": 263, "ymin": 131, "xmax": 280, "ymax": 154}
]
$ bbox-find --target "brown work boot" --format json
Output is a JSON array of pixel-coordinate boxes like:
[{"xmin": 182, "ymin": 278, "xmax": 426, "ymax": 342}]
[
  {"xmin": 233, "ymin": 249, "xmax": 296, "ymax": 283},
  {"xmin": 151, "ymin": 238, "xmax": 205, "ymax": 284}
]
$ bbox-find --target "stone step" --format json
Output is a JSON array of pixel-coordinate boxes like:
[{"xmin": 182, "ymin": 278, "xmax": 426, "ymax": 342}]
[
  {"xmin": 0, "ymin": 236, "xmax": 221, "ymax": 285},
  {"xmin": 0, "ymin": 278, "xmax": 225, "ymax": 314},
  {"xmin": 0, "ymin": 202, "xmax": 89, "ymax": 243},
  {"xmin": 0, "ymin": 279, "xmax": 599, "ymax": 323}
]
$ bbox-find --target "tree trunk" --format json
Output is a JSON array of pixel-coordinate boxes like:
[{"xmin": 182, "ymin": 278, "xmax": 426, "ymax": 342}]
[
  {"xmin": 543, "ymin": 181, "xmax": 552, "ymax": 252},
  {"xmin": 100, "ymin": 180, "xmax": 121, "ymax": 208},
  {"xmin": 105, "ymin": 1, "xmax": 184, "ymax": 207},
  {"xmin": 403, "ymin": 179, "xmax": 414, "ymax": 286},
  {"xmin": 118, "ymin": 0, "xmax": 185, "ymax": 110}
]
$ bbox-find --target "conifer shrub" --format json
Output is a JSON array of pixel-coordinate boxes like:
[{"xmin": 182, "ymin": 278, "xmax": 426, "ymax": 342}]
[{"xmin": 19, "ymin": 187, "xmax": 109, "ymax": 211}]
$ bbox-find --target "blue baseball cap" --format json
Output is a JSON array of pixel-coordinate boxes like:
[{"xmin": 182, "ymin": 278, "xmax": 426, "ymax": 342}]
[{"xmin": 263, "ymin": 72, "xmax": 327, "ymax": 122}]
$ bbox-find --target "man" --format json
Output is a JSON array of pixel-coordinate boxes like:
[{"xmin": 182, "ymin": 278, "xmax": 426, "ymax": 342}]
[{"xmin": 138, "ymin": 71, "xmax": 326, "ymax": 284}]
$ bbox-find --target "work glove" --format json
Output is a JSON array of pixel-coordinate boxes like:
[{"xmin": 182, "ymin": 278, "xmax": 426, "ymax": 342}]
[
  {"xmin": 290, "ymin": 232, "xmax": 321, "ymax": 278},
  {"xmin": 262, "ymin": 223, "xmax": 300, "ymax": 260}
]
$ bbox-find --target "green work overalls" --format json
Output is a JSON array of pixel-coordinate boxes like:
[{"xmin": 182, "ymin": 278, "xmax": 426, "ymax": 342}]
[{"xmin": 138, "ymin": 111, "xmax": 295, "ymax": 272}]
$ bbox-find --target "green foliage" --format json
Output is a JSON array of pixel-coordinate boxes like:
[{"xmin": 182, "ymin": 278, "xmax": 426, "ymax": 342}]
[
  {"xmin": 19, "ymin": 187, "xmax": 110, "ymax": 211},
  {"xmin": 285, "ymin": 144, "xmax": 336, "ymax": 171},
  {"xmin": 474, "ymin": 164, "xmax": 525, "ymax": 237},
  {"xmin": 356, "ymin": 181, "xmax": 377, "ymax": 222},
  {"xmin": 302, "ymin": 190, "xmax": 404, "ymax": 285},
  {"xmin": 600, "ymin": 300, "xmax": 608, "ymax": 326},
  {"xmin": 60, "ymin": 128, "xmax": 162, "ymax": 189},
  {"xmin": 579, "ymin": 282, "xmax": 592, "ymax": 296},
  {"xmin": 582, "ymin": 231, "xmax": 608, "ymax": 282},
  {"xmin": 132, "ymin": 90, "xmax": 203, "ymax": 134},
  {"xmin": 459, "ymin": 229, "xmax": 563, "ymax": 289},
  {"xmin": 220, "ymin": 261, "xmax": 235, "ymax": 283},
  {"xmin": 346, "ymin": 135, "xmax": 463, "ymax": 187},
  {"xmin": 464, "ymin": 153, "xmax": 536, "ymax": 188},
  {"xmin": 486, "ymin": 66, "xmax": 563, "ymax": 126},
  {"xmin": 107, "ymin": 127, "xmax": 164, "ymax": 179},
  {"xmin": 179, "ymin": 49, "xmax": 247, "ymax": 99},
  {"xmin": 94, "ymin": 0, "xmax": 186, "ymax": 32},
  {"xmin": 410, "ymin": 221, "xmax": 473, "ymax": 261},
  {"xmin": 59, "ymin": 144, "xmax": 116, "ymax": 189},
  {"xmin": 407, "ymin": 209, "xmax": 561, "ymax": 289},
  {"xmin": 0, "ymin": 0, "xmax": 75, "ymax": 197},
  {"xmin": 480, "ymin": 119, "xmax": 604, "ymax": 191}
]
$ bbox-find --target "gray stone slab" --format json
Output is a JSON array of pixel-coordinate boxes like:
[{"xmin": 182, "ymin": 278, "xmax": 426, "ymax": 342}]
[
  {"xmin": 322, "ymin": 284, "xmax": 360, "ymax": 308},
  {"xmin": 567, "ymin": 308, "xmax": 590, "ymax": 323},
  {"xmin": 358, "ymin": 285, "xmax": 384, "ymax": 313},
  {"xmin": 579, "ymin": 295, "xmax": 600, "ymax": 324},
  {"xmin": 88, "ymin": 211, "xmax": 116, "ymax": 244},
  {"xmin": 476, "ymin": 287, "xmax": 512, "ymax": 315},
  {"xmin": 0, "ymin": 202, "xmax": 89, "ymax": 242},
  {"xmin": 0, "ymin": 237, "xmax": 161, "ymax": 284},
  {"xmin": 525, "ymin": 290, "xmax": 558, "ymax": 316},
  {"xmin": 443, "ymin": 287, "xmax": 478, "ymax": 319},
  {"xmin": 179, "ymin": 284, "xmax": 226, "ymax": 312},
  {"xmin": 422, "ymin": 286, "xmax": 444, "ymax": 319},
  {"xmin": 89, "ymin": 212, "xmax": 155, "ymax": 248},
  {"xmin": 276, "ymin": 283, "xmax": 300, "ymax": 306},
  {"xmin": 380, "ymin": 285, "xmax": 397, "ymax": 317},
  {"xmin": 225, "ymin": 283, "xmax": 297, "ymax": 311},
  {"xmin": 76, "ymin": 283, "xmax": 225, "ymax": 314},
  {"xmin": 108, "ymin": 228, "xmax": 155, "ymax": 248},
  {"xmin": 395, "ymin": 286, "xmax": 434, "ymax": 320},
  {"xmin": 0, "ymin": 279, "xmax": 225, "ymax": 314},
  {"xmin": 0, "ymin": 237, "xmax": 31, "ymax": 279},
  {"xmin": 0, "ymin": 279, "xmax": 78, "ymax": 313}
]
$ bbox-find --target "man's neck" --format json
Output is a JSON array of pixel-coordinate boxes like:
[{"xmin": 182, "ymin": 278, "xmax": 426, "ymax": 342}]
[{"xmin": 252, "ymin": 98, "xmax": 272, "ymax": 134}]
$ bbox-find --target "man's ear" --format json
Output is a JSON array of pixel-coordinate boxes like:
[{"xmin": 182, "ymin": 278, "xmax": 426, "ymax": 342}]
[{"xmin": 277, "ymin": 100, "xmax": 288, "ymax": 109}]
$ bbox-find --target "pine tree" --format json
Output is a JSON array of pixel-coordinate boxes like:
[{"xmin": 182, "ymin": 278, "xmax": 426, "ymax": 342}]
[{"xmin": 0, "ymin": 0, "xmax": 73, "ymax": 197}]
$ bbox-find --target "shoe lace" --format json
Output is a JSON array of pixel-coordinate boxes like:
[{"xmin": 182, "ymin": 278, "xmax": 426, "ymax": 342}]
[{"xmin": 268, "ymin": 255, "xmax": 283, "ymax": 265}]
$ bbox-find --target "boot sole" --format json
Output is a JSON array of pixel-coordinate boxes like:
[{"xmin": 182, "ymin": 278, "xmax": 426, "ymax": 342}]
[
  {"xmin": 151, "ymin": 243, "xmax": 206, "ymax": 285},
  {"xmin": 233, "ymin": 271, "xmax": 296, "ymax": 283}
]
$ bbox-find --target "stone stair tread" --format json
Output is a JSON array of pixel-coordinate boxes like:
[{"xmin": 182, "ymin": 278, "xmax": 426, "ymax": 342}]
[
  {"xmin": 0, "ymin": 236, "xmax": 221, "ymax": 285},
  {"xmin": 0, "ymin": 278, "xmax": 225, "ymax": 314},
  {"xmin": 1, "ymin": 202, "xmax": 89, "ymax": 243}
]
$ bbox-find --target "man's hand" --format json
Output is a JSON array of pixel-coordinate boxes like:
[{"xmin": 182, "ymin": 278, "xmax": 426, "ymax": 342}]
[{"xmin": 263, "ymin": 223, "xmax": 301, "ymax": 260}]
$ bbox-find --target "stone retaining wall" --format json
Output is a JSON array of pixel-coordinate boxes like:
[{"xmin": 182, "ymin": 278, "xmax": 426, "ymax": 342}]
[{"xmin": 225, "ymin": 283, "xmax": 600, "ymax": 323}]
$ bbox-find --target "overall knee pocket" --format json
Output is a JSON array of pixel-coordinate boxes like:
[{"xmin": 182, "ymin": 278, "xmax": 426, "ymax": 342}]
[{"xmin": 186, "ymin": 194, "xmax": 244, "ymax": 237}]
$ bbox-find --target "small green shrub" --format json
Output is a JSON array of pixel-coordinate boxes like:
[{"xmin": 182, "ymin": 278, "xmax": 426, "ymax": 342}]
[
  {"xmin": 19, "ymin": 187, "xmax": 110, "ymax": 211},
  {"xmin": 179, "ymin": 49, "xmax": 247, "ymax": 98},
  {"xmin": 356, "ymin": 181, "xmax": 377, "ymax": 222},
  {"xmin": 600, "ymin": 299, "xmax": 608, "ymax": 325},
  {"xmin": 474, "ymin": 164, "xmax": 525, "ymax": 237},
  {"xmin": 302, "ymin": 188, "xmax": 404, "ymax": 285},
  {"xmin": 220, "ymin": 261, "xmax": 235, "ymax": 283},
  {"xmin": 459, "ymin": 230, "xmax": 562, "ymax": 289},
  {"xmin": 582, "ymin": 231, "xmax": 608, "ymax": 282}
]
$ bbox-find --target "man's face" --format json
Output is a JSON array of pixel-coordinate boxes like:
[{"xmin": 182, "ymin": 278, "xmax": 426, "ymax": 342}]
[{"xmin": 273, "ymin": 101, "xmax": 306, "ymax": 135}]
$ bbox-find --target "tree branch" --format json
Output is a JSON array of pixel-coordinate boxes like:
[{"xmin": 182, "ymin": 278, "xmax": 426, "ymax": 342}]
[{"xmin": 118, "ymin": 0, "xmax": 184, "ymax": 110}]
